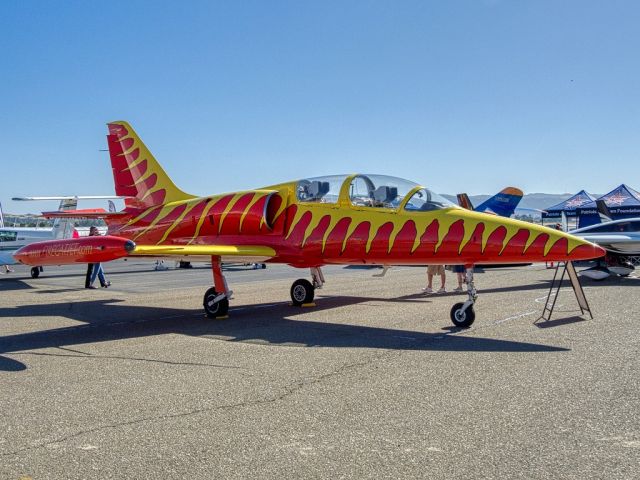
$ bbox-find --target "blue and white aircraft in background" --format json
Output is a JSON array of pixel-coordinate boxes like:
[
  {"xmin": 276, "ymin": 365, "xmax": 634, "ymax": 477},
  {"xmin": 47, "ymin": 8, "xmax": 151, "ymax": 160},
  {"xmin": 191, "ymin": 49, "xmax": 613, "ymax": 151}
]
[{"xmin": 456, "ymin": 187, "xmax": 524, "ymax": 218}]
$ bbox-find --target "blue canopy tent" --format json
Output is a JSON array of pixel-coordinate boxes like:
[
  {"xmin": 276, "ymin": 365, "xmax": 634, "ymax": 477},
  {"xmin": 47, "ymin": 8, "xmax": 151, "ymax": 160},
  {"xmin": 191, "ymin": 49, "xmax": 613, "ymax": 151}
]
[
  {"xmin": 542, "ymin": 190, "xmax": 595, "ymax": 227},
  {"xmin": 577, "ymin": 184, "xmax": 640, "ymax": 227}
]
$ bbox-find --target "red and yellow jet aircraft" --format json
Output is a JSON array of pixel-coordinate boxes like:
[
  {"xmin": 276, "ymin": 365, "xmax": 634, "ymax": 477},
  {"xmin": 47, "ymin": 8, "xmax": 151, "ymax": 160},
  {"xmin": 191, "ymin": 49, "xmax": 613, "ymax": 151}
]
[{"xmin": 15, "ymin": 121, "xmax": 605, "ymax": 327}]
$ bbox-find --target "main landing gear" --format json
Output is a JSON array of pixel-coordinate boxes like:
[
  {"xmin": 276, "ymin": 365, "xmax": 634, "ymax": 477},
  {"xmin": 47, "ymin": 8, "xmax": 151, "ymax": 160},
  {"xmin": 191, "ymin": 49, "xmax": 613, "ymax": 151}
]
[
  {"xmin": 201, "ymin": 259, "xmax": 326, "ymax": 318},
  {"xmin": 449, "ymin": 268, "xmax": 477, "ymax": 328},
  {"xmin": 203, "ymin": 256, "xmax": 232, "ymax": 319},
  {"xmin": 290, "ymin": 267, "xmax": 325, "ymax": 306}
]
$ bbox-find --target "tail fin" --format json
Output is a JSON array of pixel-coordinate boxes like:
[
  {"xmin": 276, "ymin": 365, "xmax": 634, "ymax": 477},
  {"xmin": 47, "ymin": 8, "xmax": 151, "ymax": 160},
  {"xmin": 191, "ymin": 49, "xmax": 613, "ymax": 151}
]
[
  {"xmin": 474, "ymin": 187, "xmax": 523, "ymax": 217},
  {"xmin": 107, "ymin": 121, "xmax": 195, "ymax": 210},
  {"xmin": 456, "ymin": 193, "xmax": 474, "ymax": 210},
  {"xmin": 595, "ymin": 199, "xmax": 612, "ymax": 223},
  {"xmin": 52, "ymin": 198, "xmax": 78, "ymax": 239}
]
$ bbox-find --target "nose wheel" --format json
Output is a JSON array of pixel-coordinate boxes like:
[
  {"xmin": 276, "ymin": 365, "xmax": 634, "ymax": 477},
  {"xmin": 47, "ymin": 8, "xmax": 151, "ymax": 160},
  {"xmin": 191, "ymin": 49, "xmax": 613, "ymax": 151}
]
[
  {"xmin": 449, "ymin": 267, "xmax": 477, "ymax": 328},
  {"xmin": 450, "ymin": 302, "xmax": 475, "ymax": 328}
]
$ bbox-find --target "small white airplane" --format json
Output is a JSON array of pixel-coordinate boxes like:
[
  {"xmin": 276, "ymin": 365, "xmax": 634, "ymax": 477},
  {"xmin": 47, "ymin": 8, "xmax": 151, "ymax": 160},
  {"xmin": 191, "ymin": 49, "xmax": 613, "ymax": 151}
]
[
  {"xmin": 571, "ymin": 201, "xmax": 640, "ymax": 279},
  {"xmin": 1, "ymin": 196, "xmax": 120, "ymax": 278}
]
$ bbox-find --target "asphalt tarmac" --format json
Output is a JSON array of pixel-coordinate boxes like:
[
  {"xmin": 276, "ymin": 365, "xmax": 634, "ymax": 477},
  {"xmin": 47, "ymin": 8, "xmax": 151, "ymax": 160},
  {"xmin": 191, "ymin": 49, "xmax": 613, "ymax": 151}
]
[{"xmin": 1, "ymin": 262, "xmax": 639, "ymax": 479}]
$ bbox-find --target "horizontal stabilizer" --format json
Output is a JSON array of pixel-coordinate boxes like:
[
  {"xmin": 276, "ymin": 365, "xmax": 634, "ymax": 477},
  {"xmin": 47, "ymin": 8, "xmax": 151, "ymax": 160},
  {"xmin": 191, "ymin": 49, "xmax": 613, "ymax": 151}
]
[
  {"xmin": 12, "ymin": 196, "xmax": 126, "ymax": 201},
  {"xmin": 132, "ymin": 244, "xmax": 276, "ymax": 258},
  {"xmin": 42, "ymin": 210, "xmax": 129, "ymax": 219}
]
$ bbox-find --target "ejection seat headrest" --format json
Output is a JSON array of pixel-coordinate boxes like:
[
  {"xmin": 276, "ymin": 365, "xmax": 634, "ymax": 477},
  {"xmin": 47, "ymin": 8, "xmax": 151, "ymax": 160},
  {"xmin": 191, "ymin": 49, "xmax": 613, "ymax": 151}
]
[
  {"xmin": 308, "ymin": 181, "xmax": 330, "ymax": 200},
  {"xmin": 373, "ymin": 186, "xmax": 398, "ymax": 205}
]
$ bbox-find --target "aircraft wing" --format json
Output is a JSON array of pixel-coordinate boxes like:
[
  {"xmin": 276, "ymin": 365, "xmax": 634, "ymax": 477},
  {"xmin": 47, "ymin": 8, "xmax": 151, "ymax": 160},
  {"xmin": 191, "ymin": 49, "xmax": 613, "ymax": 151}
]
[
  {"xmin": 131, "ymin": 244, "xmax": 276, "ymax": 259},
  {"xmin": 42, "ymin": 210, "xmax": 129, "ymax": 219},
  {"xmin": 12, "ymin": 196, "xmax": 126, "ymax": 201}
]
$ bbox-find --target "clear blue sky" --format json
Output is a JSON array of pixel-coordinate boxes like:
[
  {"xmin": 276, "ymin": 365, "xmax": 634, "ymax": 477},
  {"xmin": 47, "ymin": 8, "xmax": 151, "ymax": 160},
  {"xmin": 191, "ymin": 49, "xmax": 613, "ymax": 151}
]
[{"xmin": 1, "ymin": 0, "xmax": 639, "ymax": 214}]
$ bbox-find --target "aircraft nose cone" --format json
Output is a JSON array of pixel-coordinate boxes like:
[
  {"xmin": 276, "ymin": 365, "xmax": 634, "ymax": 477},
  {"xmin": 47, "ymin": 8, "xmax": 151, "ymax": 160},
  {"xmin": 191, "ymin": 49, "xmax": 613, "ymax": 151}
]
[{"xmin": 569, "ymin": 239, "xmax": 606, "ymax": 261}]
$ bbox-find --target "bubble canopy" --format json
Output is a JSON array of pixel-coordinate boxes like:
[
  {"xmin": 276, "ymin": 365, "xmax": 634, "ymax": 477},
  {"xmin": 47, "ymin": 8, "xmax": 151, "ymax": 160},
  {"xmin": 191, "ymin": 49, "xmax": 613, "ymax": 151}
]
[{"xmin": 295, "ymin": 174, "xmax": 457, "ymax": 211}]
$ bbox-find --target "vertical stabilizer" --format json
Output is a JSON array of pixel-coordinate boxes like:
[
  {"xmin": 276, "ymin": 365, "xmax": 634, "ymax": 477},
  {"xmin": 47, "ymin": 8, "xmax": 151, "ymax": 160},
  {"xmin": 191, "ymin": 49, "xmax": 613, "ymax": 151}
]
[
  {"xmin": 107, "ymin": 121, "xmax": 195, "ymax": 209},
  {"xmin": 475, "ymin": 187, "xmax": 524, "ymax": 218},
  {"xmin": 52, "ymin": 198, "xmax": 78, "ymax": 239},
  {"xmin": 456, "ymin": 193, "xmax": 474, "ymax": 210}
]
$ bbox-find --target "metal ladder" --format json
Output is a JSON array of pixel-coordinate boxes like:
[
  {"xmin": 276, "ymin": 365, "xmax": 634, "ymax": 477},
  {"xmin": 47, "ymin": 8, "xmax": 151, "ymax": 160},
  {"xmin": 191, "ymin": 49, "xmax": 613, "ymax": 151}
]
[{"xmin": 539, "ymin": 261, "xmax": 593, "ymax": 321}]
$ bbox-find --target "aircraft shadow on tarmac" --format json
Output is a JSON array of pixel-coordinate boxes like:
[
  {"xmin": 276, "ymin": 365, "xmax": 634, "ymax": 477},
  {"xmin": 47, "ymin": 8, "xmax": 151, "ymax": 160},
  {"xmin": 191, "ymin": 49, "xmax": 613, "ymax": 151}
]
[
  {"xmin": 0, "ymin": 279, "xmax": 33, "ymax": 291},
  {"xmin": 0, "ymin": 295, "xmax": 570, "ymax": 372}
]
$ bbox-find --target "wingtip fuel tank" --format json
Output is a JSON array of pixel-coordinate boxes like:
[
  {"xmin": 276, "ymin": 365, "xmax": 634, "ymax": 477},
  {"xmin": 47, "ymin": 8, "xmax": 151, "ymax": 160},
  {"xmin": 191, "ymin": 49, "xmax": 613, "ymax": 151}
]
[{"xmin": 14, "ymin": 236, "xmax": 135, "ymax": 266}]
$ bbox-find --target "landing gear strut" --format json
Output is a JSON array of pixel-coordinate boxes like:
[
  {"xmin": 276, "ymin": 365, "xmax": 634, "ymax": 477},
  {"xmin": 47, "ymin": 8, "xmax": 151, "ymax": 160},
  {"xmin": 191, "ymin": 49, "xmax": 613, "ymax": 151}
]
[
  {"xmin": 30, "ymin": 266, "xmax": 42, "ymax": 279},
  {"xmin": 450, "ymin": 267, "xmax": 477, "ymax": 328},
  {"xmin": 290, "ymin": 267, "xmax": 325, "ymax": 306},
  {"xmin": 203, "ymin": 256, "xmax": 232, "ymax": 319}
]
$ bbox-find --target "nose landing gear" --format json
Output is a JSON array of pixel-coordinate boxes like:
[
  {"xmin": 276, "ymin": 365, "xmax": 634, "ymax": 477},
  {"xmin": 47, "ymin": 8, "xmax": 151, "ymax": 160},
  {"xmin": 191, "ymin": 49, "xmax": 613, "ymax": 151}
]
[{"xmin": 450, "ymin": 268, "xmax": 477, "ymax": 328}]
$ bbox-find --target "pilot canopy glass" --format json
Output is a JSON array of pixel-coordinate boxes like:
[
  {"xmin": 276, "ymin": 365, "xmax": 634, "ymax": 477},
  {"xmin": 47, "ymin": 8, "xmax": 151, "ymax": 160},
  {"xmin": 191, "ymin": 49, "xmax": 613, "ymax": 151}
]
[
  {"xmin": 404, "ymin": 188, "xmax": 456, "ymax": 211},
  {"xmin": 295, "ymin": 174, "xmax": 455, "ymax": 212},
  {"xmin": 348, "ymin": 175, "xmax": 417, "ymax": 208}
]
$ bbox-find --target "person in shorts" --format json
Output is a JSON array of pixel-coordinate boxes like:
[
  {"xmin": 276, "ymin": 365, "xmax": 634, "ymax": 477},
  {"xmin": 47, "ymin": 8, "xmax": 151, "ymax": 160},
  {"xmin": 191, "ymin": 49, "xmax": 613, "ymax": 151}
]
[
  {"xmin": 423, "ymin": 265, "xmax": 446, "ymax": 294},
  {"xmin": 451, "ymin": 265, "xmax": 466, "ymax": 293}
]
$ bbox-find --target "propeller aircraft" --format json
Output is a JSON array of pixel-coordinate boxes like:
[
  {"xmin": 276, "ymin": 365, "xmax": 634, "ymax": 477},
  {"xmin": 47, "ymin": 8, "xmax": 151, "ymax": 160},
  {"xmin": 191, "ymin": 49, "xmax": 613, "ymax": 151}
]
[{"xmin": 15, "ymin": 121, "xmax": 605, "ymax": 327}]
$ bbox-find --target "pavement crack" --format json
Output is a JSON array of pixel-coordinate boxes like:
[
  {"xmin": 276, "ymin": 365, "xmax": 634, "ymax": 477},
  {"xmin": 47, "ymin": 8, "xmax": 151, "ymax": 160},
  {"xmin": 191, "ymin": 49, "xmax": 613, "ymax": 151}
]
[
  {"xmin": 2, "ymin": 351, "xmax": 392, "ymax": 457},
  {"xmin": 11, "ymin": 351, "xmax": 245, "ymax": 370},
  {"xmin": 273, "ymin": 350, "xmax": 393, "ymax": 404}
]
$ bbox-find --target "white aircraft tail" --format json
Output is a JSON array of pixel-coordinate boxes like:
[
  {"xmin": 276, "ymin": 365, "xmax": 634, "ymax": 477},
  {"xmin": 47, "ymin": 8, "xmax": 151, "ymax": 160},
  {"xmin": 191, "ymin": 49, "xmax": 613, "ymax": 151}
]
[
  {"xmin": 0, "ymin": 201, "xmax": 5, "ymax": 228},
  {"xmin": 51, "ymin": 198, "xmax": 78, "ymax": 239}
]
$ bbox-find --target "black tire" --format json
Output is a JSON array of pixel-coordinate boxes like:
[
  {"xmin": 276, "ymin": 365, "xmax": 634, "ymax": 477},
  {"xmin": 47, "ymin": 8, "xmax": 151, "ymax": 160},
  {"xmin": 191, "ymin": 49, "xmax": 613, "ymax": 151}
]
[
  {"xmin": 203, "ymin": 287, "xmax": 229, "ymax": 319},
  {"xmin": 450, "ymin": 302, "xmax": 475, "ymax": 328},
  {"xmin": 261, "ymin": 263, "xmax": 267, "ymax": 269},
  {"xmin": 30, "ymin": 267, "xmax": 40, "ymax": 279},
  {"xmin": 290, "ymin": 279, "xmax": 314, "ymax": 306}
]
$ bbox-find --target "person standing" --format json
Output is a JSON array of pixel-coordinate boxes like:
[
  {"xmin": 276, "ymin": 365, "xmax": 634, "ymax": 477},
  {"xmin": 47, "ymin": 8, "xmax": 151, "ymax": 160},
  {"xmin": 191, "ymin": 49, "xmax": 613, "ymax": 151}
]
[
  {"xmin": 423, "ymin": 265, "xmax": 446, "ymax": 294},
  {"xmin": 84, "ymin": 263, "xmax": 93, "ymax": 288},
  {"xmin": 451, "ymin": 265, "xmax": 466, "ymax": 293},
  {"xmin": 87, "ymin": 226, "xmax": 111, "ymax": 288}
]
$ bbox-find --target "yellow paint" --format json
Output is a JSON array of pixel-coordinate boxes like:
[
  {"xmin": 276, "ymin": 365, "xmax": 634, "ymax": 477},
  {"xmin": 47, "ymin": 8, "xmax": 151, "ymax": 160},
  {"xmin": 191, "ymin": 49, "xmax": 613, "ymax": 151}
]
[{"xmin": 133, "ymin": 244, "xmax": 276, "ymax": 257}]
